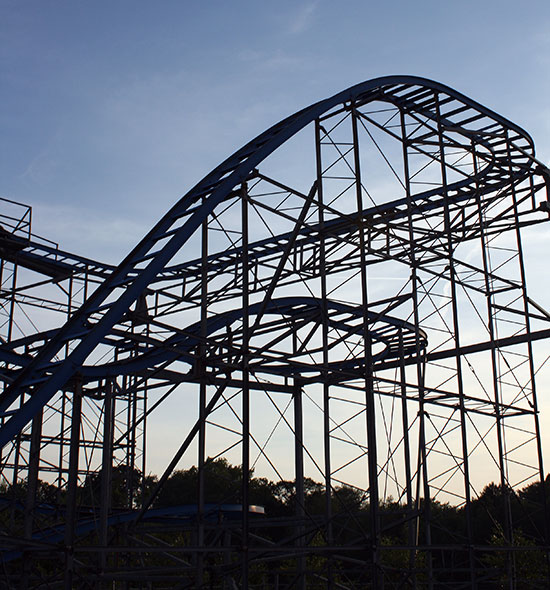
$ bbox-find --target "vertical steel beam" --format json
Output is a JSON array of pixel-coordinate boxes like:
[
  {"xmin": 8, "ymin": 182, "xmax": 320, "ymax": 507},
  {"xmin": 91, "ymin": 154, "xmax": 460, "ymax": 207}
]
[
  {"xmin": 241, "ymin": 182, "xmax": 251, "ymax": 588},
  {"xmin": 399, "ymin": 330, "xmax": 417, "ymax": 588},
  {"xmin": 8, "ymin": 263, "xmax": 21, "ymax": 500},
  {"xmin": 7, "ymin": 260, "xmax": 17, "ymax": 344},
  {"xmin": 58, "ymin": 276, "xmax": 74, "ymax": 499},
  {"xmin": 473, "ymin": 143, "xmax": 514, "ymax": 588},
  {"xmin": 294, "ymin": 379, "xmax": 306, "ymax": 590},
  {"xmin": 0, "ymin": 259, "xmax": 5, "ymax": 475},
  {"xmin": 20, "ymin": 408, "xmax": 43, "ymax": 590},
  {"xmin": 64, "ymin": 378, "xmax": 82, "ymax": 590},
  {"xmin": 351, "ymin": 103, "xmax": 381, "ymax": 588},
  {"xmin": 435, "ymin": 94, "xmax": 476, "ymax": 587},
  {"xmin": 197, "ymin": 202, "xmax": 209, "ymax": 588},
  {"xmin": 129, "ymin": 379, "xmax": 138, "ymax": 508},
  {"xmin": 57, "ymin": 392, "xmax": 67, "ymax": 491},
  {"xmin": 400, "ymin": 107, "xmax": 433, "ymax": 588},
  {"xmin": 315, "ymin": 117, "xmax": 334, "ymax": 589},
  {"xmin": 99, "ymin": 380, "xmax": 114, "ymax": 587}
]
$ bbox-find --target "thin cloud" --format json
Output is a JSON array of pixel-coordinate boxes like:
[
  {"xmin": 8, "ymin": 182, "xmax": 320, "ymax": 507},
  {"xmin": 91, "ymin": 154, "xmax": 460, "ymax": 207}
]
[
  {"xmin": 287, "ymin": 1, "xmax": 318, "ymax": 35},
  {"xmin": 19, "ymin": 129, "xmax": 64, "ymax": 186},
  {"xmin": 238, "ymin": 48, "xmax": 306, "ymax": 72}
]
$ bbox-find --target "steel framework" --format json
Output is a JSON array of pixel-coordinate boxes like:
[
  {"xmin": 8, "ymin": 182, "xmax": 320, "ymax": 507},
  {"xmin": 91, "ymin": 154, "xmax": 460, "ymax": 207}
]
[{"xmin": 1, "ymin": 76, "xmax": 550, "ymax": 588}]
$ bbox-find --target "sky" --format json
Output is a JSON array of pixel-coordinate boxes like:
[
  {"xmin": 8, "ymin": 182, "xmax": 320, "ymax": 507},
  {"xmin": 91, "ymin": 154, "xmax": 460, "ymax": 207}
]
[
  {"xmin": 2, "ymin": 1, "xmax": 550, "ymax": 489},
  {"xmin": 2, "ymin": 0, "xmax": 550, "ymax": 262}
]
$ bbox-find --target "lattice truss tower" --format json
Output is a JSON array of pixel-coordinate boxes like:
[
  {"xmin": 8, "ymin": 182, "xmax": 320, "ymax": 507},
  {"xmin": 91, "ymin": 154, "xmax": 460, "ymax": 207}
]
[{"xmin": 0, "ymin": 76, "xmax": 549, "ymax": 588}]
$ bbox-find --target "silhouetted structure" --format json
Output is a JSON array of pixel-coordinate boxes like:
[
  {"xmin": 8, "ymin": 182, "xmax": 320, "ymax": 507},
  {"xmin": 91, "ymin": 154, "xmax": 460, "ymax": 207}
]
[{"xmin": 1, "ymin": 76, "xmax": 550, "ymax": 588}]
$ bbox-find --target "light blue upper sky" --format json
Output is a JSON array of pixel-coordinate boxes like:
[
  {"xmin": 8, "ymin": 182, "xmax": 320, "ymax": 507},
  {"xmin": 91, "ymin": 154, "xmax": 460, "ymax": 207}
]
[
  {"xmin": 2, "ymin": 0, "xmax": 550, "ymax": 260},
  {"xmin": 2, "ymin": 0, "xmax": 550, "ymax": 486}
]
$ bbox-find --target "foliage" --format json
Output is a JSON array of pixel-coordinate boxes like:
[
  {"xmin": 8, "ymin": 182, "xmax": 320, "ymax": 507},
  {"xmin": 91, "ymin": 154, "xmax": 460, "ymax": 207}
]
[
  {"xmin": 483, "ymin": 528, "xmax": 550, "ymax": 588},
  {"xmin": 81, "ymin": 464, "xmax": 157, "ymax": 508},
  {"xmin": 4, "ymin": 460, "xmax": 550, "ymax": 587}
]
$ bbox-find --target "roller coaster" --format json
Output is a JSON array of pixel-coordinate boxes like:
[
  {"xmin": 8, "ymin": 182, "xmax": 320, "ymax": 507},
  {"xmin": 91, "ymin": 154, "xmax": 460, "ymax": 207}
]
[{"xmin": 1, "ymin": 76, "xmax": 550, "ymax": 588}]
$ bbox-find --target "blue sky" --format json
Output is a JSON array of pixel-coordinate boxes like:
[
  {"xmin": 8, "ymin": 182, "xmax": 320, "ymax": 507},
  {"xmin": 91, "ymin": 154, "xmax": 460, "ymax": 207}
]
[
  {"xmin": 3, "ymin": 1, "xmax": 550, "ymax": 488},
  {"xmin": 2, "ymin": 0, "xmax": 550, "ymax": 261}
]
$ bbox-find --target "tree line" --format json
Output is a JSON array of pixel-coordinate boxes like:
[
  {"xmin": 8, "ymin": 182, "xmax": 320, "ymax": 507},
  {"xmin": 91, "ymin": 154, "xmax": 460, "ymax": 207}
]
[{"xmin": 2, "ymin": 458, "xmax": 550, "ymax": 587}]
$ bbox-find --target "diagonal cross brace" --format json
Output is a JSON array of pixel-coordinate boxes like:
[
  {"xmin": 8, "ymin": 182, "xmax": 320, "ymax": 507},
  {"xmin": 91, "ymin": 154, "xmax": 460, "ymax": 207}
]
[{"xmin": 250, "ymin": 182, "xmax": 317, "ymax": 336}]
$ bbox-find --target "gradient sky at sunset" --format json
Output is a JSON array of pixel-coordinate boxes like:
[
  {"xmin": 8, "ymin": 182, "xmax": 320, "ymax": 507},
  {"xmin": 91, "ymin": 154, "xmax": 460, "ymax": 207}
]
[{"xmin": 2, "ymin": 0, "xmax": 550, "ymax": 261}]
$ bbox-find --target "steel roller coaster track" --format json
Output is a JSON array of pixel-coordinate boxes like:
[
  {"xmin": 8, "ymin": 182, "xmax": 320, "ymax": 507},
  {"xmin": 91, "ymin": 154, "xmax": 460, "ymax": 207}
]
[{"xmin": 1, "ymin": 76, "xmax": 550, "ymax": 588}]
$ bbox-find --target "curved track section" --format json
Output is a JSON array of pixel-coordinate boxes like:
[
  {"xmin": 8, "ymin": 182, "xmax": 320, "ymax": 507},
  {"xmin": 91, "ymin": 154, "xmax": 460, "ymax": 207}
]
[{"xmin": 0, "ymin": 75, "xmax": 540, "ymax": 446}]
